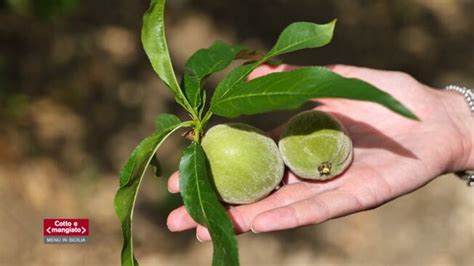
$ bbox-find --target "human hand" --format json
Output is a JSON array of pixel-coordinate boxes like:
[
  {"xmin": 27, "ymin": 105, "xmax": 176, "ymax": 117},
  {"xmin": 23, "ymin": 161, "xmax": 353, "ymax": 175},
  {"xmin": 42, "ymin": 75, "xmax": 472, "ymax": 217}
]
[{"xmin": 166, "ymin": 64, "xmax": 474, "ymax": 241}]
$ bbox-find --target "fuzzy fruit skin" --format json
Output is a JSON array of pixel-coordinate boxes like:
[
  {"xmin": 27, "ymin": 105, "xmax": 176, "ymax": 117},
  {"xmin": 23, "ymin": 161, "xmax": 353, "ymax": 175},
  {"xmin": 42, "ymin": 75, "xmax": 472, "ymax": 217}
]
[
  {"xmin": 202, "ymin": 123, "xmax": 284, "ymax": 204},
  {"xmin": 279, "ymin": 110, "xmax": 353, "ymax": 180}
]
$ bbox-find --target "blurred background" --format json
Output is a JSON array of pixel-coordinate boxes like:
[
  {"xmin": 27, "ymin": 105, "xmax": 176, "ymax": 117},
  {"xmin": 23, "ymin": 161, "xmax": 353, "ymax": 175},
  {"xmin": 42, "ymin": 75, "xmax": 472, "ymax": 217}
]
[{"xmin": 0, "ymin": 0, "xmax": 473, "ymax": 265}]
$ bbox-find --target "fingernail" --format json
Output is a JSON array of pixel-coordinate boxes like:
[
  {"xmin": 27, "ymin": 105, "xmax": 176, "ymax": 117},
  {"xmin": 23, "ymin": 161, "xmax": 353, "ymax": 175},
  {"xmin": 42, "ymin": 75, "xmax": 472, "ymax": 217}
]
[
  {"xmin": 166, "ymin": 220, "xmax": 176, "ymax": 232},
  {"xmin": 250, "ymin": 223, "xmax": 260, "ymax": 234},
  {"xmin": 167, "ymin": 180, "xmax": 173, "ymax": 193},
  {"xmin": 196, "ymin": 233, "xmax": 204, "ymax": 242}
]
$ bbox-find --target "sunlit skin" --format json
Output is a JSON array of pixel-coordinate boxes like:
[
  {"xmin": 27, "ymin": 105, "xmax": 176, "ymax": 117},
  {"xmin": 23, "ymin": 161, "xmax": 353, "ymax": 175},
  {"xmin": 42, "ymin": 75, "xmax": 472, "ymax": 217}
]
[{"xmin": 166, "ymin": 64, "xmax": 474, "ymax": 241}]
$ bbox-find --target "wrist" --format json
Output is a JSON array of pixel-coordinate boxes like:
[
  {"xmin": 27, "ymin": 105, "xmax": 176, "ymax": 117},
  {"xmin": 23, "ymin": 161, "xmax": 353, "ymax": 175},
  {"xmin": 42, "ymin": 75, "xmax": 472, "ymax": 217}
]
[{"xmin": 440, "ymin": 89, "xmax": 474, "ymax": 171}]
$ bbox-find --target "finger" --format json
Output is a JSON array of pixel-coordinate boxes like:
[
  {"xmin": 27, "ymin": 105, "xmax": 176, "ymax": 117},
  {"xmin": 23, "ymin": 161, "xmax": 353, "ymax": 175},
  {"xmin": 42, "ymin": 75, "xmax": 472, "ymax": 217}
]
[
  {"xmin": 228, "ymin": 181, "xmax": 338, "ymax": 234},
  {"xmin": 251, "ymin": 189, "xmax": 361, "ymax": 233},
  {"xmin": 247, "ymin": 64, "xmax": 296, "ymax": 80},
  {"xmin": 192, "ymin": 183, "xmax": 319, "ymax": 242},
  {"xmin": 168, "ymin": 178, "xmax": 341, "ymax": 239},
  {"xmin": 196, "ymin": 225, "xmax": 211, "ymax": 242},
  {"xmin": 166, "ymin": 206, "xmax": 198, "ymax": 232},
  {"xmin": 167, "ymin": 171, "xmax": 179, "ymax": 193},
  {"xmin": 170, "ymin": 181, "xmax": 329, "ymax": 238}
]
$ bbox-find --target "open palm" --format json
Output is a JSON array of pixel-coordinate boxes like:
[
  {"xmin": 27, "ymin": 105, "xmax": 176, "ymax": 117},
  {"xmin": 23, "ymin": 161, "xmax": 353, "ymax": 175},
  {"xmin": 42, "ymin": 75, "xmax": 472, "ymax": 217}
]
[{"xmin": 167, "ymin": 64, "xmax": 468, "ymax": 240}]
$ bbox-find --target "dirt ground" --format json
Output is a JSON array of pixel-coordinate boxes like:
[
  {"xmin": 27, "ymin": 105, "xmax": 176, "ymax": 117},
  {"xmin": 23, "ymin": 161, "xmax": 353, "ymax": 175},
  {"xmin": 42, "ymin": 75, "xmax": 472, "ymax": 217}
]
[{"xmin": 0, "ymin": 0, "xmax": 473, "ymax": 265}]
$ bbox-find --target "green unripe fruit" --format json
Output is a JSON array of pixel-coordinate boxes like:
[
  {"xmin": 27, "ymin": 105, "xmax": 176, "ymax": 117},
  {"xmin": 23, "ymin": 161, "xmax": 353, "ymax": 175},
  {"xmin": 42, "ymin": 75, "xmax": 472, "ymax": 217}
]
[
  {"xmin": 279, "ymin": 110, "xmax": 353, "ymax": 180},
  {"xmin": 202, "ymin": 123, "xmax": 284, "ymax": 204}
]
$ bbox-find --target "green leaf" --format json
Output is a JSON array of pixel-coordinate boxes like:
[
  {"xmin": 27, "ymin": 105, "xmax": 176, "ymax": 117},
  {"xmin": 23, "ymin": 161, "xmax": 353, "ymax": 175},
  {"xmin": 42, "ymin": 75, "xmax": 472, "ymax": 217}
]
[
  {"xmin": 142, "ymin": 0, "xmax": 188, "ymax": 108},
  {"xmin": 211, "ymin": 66, "xmax": 418, "ymax": 120},
  {"xmin": 154, "ymin": 113, "xmax": 182, "ymax": 132},
  {"xmin": 179, "ymin": 143, "xmax": 239, "ymax": 266},
  {"xmin": 211, "ymin": 21, "xmax": 336, "ymax": 106},
  {"xmin": 211, "ymin": 62, "xmax": 259, "ymax": 103},
  {"xmin": 114, "ymin": 115, "xmax": 189, "ymax": 266},
  {"xmin": 149, "ymin": 113, "xmax": 182, "ymax": 178},
  {"xmin": 183, "ymin": 41, "xmax": 247, "ymax": 108},
  {"xmin": 266, "ymin": 20, "xmax": 336, "ymax": 57}
]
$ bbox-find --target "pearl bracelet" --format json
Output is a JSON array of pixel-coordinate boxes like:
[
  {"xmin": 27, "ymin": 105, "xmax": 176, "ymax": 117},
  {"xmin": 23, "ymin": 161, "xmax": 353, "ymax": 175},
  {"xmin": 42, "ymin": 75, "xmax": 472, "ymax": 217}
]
[
  {"xmin": 445, "ymin": 85, "xmax": 474, "ymax": 113},
  {"xmin": 445, "ymin": 85, "xmax": 474, "ymax": 187}
]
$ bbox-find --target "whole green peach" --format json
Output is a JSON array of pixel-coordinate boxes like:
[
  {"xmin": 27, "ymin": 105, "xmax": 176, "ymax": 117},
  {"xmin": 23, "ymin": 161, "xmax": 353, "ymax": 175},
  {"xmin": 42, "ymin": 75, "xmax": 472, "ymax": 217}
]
[
  {"xmin": 278, "ymin": 110, "xmax": 353, "ymax": 180},
  {"xmin": 202, "ymin": 123, "xmax": 284, "ymax": 204}
]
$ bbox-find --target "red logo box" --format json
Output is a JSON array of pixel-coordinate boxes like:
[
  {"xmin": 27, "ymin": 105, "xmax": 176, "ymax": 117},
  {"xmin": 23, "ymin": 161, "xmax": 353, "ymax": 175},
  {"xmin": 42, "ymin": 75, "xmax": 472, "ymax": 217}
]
[{"xmin": 43, "ymin": 219, "xmax": 89, "ymax": 236}]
